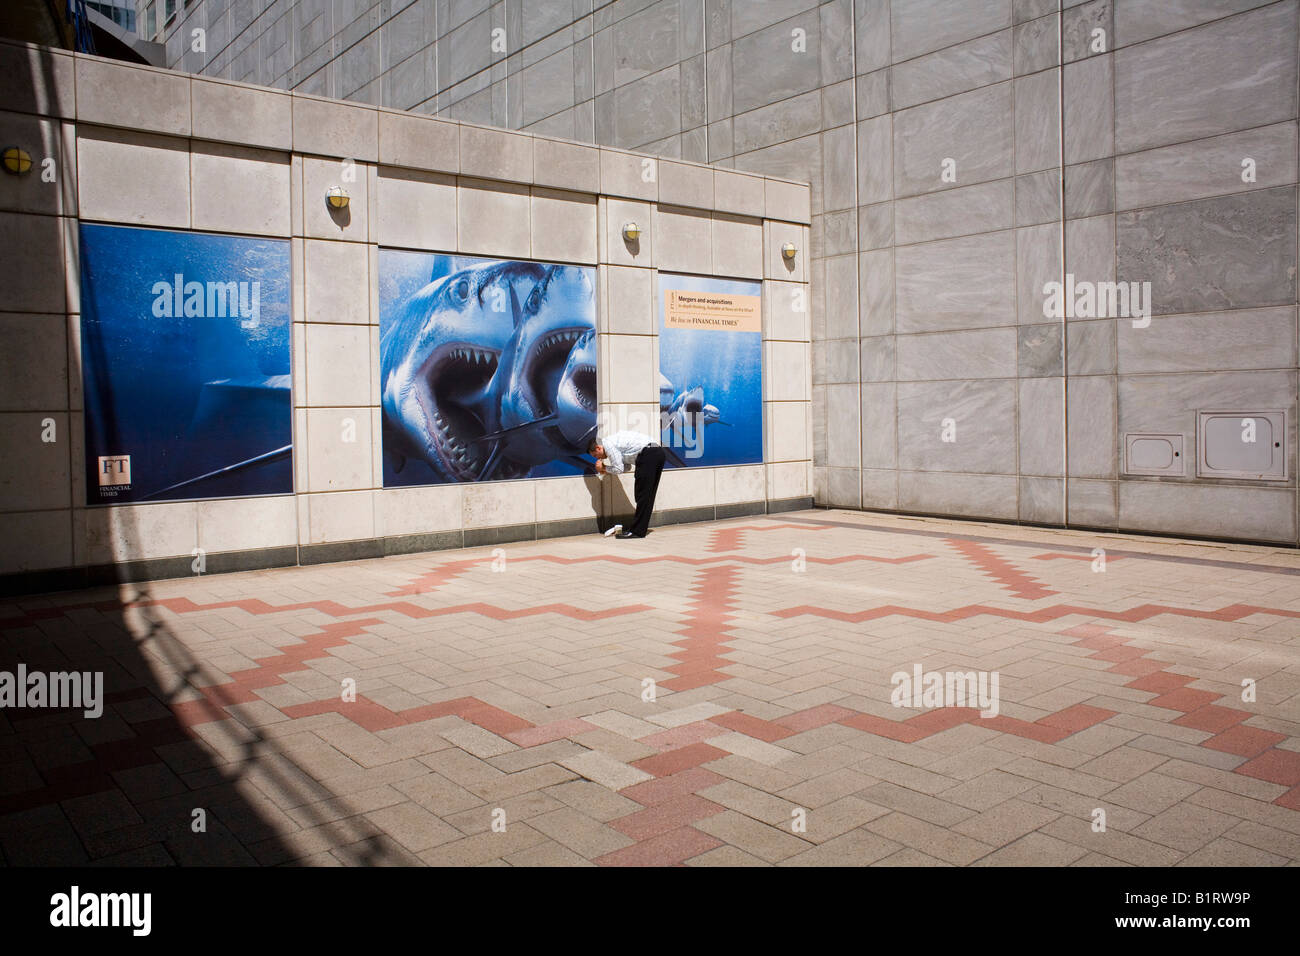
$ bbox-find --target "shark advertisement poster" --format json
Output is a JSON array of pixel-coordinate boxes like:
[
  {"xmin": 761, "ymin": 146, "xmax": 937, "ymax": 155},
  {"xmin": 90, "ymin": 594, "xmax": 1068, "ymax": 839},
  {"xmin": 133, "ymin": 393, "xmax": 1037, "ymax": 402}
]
[
  {"xmin": 378, "ymin": 251, "xmax": 598, "ymax": 486},
  {"xmin": 79, "ymin": 224, "xmax": 293, "ymax": 506},
  {"xmin": 657, "ymin": 273, "xmax": 763, "ymax": 467}
]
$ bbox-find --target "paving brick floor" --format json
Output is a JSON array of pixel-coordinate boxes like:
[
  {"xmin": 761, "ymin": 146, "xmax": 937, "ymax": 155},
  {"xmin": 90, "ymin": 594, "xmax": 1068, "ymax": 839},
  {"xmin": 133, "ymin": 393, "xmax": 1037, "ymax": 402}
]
[{"xmin": 3, "ymin": 509, "xmax": 1300, "ymax": 866}]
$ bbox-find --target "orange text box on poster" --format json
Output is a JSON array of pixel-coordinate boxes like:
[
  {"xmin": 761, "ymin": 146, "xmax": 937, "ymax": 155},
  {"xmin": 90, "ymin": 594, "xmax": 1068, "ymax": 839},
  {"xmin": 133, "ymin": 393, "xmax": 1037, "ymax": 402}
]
[{"xmin": 663, "ymin": 289, "xmax": 761, "ymax": 332}]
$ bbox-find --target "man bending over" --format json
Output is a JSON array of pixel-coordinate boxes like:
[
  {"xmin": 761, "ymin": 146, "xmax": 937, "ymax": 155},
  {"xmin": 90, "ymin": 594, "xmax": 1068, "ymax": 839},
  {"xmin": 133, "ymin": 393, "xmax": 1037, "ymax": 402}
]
[{"xmin": 589, "ymin": 431, "xmax": 667, "ymax": 539}]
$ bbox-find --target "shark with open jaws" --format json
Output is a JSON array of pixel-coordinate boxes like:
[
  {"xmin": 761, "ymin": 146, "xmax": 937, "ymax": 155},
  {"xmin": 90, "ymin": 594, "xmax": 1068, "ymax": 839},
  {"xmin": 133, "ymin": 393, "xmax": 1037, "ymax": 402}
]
[
  {"xmin": 471, "ymin": 265, "xmax": 598, "ymax": 480},
  {"xmin": 381, "ymin": 256, "xmax": 549, "ymax": 484},
  {"xmin": 381, "ymin": 257, "xmax": 597, "ymax": 484}
]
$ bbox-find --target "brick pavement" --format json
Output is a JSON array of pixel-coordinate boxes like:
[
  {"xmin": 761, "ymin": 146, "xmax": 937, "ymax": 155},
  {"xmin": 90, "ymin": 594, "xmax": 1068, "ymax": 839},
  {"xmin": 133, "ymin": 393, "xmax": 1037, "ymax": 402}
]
[{"xmin": 2, "ymin": 509, "xmax": 1299, "ymax": 866}]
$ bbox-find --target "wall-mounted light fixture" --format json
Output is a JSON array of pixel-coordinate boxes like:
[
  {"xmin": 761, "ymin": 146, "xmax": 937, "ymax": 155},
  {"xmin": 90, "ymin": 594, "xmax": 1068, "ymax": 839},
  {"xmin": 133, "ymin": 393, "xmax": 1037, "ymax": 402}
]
[
  {"xmin": 780, "ymin": 241, "xmax": 797, "ymax": 261},
  {"xmin": 326, "ymin": 186, "xmax": 350, "ymax": 210},
  {"xmin": 622, "ymin": 221, "xmax": 641, "ymax": 242},
  {"xmin": 2, "ymin": 146, "xmax": 33, "ymax": 175}
]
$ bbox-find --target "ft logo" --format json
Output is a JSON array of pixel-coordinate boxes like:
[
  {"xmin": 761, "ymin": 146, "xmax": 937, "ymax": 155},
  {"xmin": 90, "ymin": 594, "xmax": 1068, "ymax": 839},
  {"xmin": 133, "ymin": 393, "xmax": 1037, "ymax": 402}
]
[{"xmin": 97, "ymin": 455, "xmax": 131, "ymax": 487}]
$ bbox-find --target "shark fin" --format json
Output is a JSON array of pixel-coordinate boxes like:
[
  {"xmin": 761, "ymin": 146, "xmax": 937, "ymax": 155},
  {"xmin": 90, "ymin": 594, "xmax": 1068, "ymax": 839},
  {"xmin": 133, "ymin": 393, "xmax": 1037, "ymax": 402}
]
[
  {"xmin": 477, "ymin": 442, "xmax": 505, "ymax": 482},
  {"xmin": 472, "ymin": 413, "xmax": 559, "ymax": 444},
  {"xmin": 509, "ymin": 281, "xmax": 524, "ymax": 326},
  {"xmin": 139, "ymin": 445, "xmax": 292, "ymax": 500},
  {"xmin": 429, "ymin": 255, "xmax": 456, "ymax": 282}
]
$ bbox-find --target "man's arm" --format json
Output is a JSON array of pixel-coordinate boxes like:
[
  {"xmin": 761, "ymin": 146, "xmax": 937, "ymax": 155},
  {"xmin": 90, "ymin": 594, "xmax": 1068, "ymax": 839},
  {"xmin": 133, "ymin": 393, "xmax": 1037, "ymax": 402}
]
[{"xmin": 603, "ymin": 443, "xmax": 626, "ymax": 474}]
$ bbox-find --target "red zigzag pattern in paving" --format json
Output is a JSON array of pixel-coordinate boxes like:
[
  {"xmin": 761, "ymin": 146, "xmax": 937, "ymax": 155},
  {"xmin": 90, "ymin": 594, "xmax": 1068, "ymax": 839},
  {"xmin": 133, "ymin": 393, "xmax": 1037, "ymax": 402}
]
[
  {"xmin": 1057, "ymin": 622, "xmax": 1300, "ymax": 810},
  {"xmin": 586, "ymin": 618, "xmax": 1300, "ymax": 864},
  {"xmin": 3, "ymin": 534, "xmax": 1298, "ymax": 858},
  {"xmin": 705, "ymin": 523, "xmax": 832, "ymax": 553},
  {"xmin": 662, "ymin": 564, "xmax": 743, "ymax": 692},
  {"xmin": 771, "ymin": 600, "xmax": 1300, "ymax": 627},
  {"xmin": 946, "ymin": 538, "xmax": 1058, "ymax": 600}
]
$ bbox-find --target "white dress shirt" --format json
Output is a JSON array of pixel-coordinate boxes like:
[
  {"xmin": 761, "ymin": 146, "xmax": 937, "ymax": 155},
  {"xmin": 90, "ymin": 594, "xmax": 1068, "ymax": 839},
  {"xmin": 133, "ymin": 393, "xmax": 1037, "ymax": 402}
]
[{"xmin": 599, "ymin": 431, "xmax": 657, "ymax": 474}]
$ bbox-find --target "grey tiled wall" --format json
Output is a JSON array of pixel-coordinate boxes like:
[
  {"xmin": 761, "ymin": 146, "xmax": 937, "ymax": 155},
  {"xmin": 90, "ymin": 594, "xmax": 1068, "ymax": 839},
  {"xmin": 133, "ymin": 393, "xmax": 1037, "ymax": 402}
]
[{"xmin": 160, "ymin": 0, "xmax": 1300, "ymax": 545}]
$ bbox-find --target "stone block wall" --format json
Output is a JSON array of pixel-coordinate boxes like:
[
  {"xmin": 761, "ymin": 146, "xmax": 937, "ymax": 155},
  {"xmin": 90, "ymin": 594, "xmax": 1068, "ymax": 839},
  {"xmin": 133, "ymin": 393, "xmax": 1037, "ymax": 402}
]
[
  {"xmin": 0, "ymin": 39, "xmax": 811, "ymax": 590},
  {"xmin": 90, "ymin": 2, "xmax": 1300, "ymax": 545}
]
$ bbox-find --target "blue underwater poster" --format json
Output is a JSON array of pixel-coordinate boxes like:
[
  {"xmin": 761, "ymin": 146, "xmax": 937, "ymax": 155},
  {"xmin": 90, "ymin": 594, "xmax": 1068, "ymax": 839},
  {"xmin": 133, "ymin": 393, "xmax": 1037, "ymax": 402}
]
[
  {"xmin": 378, "ymin": 251, "xmax": 598, "ymax": 486},
  {"xmin": 79, "ymin": 224, "xmax": 292, "ymax": 505},
  {"xmin": 657, "ymin": 273, "xmax": 763, "ymax": 467}
]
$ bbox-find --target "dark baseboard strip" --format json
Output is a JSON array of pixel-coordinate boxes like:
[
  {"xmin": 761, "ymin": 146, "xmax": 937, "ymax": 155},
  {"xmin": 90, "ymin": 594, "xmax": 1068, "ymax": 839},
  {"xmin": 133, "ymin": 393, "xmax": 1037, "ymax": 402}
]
[
  {"xmin": 0, "ymin": 566, "xmax": 92, "ymax": 597},
  {"xmin": 650, "ymin": 505, "xmax": 716, "ymax": 528},
  {"xmin": 0, "ymin": 545, "xmax": 303, "ymax": 598},
  {"xmin": 785, "ymin": 507, "xmax": 1300, "ymax": 577},
  {"xmin": 89, "ymin": 555, "xmax": 195, "ymax": 586},
  {"xmin": 463, "ymin": 523, "xmax": 541, "ymax": 548},
  {"xmin": 383, "ymin": 530, "xmax": 465, "ymax": 556},
  {"xmin": 300, "ymin": 538, "xmax": 385, "ymax": 566},
  {"xmin": 767, "ymin": 496, "xmax": 815, "ymax": 514},
  {"xmin": 716, "ymin": 500, "xmax": 767, "ymax": 520},
  {"xmin": 0, "ymin": 498, "xmax": 809, "ymax": 597},
  {"xmin": 536, "ymin": 516, "xmax": 603, "ymax": 540},
  {"xmin": 203, "ymin": 545, "xmax": 301, "ymax": 576}
]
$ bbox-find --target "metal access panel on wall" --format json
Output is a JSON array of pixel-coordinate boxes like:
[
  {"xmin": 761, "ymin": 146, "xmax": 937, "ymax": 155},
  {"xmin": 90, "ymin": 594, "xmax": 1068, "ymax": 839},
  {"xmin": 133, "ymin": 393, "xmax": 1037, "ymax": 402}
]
[
  {"xmin": 1124, "ymin": 434, "xmax": 1185, "ymax": 477},
  {"xmin": 1196, "ymin": 410, "xmax": 1288, "ymax": 480}
]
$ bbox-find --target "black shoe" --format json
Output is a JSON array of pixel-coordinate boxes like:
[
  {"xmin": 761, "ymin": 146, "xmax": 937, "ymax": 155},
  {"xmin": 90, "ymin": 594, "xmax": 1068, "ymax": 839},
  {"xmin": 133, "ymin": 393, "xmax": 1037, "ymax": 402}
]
[{"xmin": 615, "ymin": 531, "xmax": 642, "ymax": 539}]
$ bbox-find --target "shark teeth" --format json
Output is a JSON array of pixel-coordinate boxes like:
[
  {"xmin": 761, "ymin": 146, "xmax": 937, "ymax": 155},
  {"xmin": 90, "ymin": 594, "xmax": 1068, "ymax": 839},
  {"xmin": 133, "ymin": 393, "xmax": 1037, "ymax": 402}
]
[
  {"xmin": 562, "ymin": 364, "xmax": 597, "ymax": 411},
  {"xmin": 426, "ymin": 345, "xmax": 502, "ymax": 479},
  {"xmin": 431, "ymin": 408, "xmax": 487, "ymax": 477},
  {"xmin": 448, "ymin": 347, "xmax": 497, "ymax": 368},
  {"xmin": 532, "ymin": 329, "xmax": 584, "ymax": 359}
]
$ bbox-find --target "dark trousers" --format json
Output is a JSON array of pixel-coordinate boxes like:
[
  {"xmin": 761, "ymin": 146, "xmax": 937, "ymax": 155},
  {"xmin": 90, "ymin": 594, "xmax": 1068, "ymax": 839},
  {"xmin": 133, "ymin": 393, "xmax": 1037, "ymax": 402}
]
[{"xmin": 629, "ymin": 445, "xmax": 666, "ymax": 536}]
